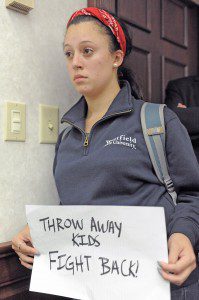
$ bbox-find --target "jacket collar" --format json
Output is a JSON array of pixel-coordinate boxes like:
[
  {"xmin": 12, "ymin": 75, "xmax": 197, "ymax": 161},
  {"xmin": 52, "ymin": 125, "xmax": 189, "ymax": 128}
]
[{"xmin": 61, "ymin": 80, "xmax": 134, "ymax": 125}]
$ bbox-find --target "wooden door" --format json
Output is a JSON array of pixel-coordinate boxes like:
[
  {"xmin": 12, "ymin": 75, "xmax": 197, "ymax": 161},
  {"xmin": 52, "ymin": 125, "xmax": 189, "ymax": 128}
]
[{"xmin": 88, "ymin": 0, "xmax": 199, "ymax": 103}]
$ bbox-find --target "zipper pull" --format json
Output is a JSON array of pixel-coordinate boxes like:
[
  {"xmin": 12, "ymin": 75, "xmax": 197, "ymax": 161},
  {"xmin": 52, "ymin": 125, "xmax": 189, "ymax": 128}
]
[{"xmin": 84, "ymin": 135, "xmax": 89, "ymax": 147}]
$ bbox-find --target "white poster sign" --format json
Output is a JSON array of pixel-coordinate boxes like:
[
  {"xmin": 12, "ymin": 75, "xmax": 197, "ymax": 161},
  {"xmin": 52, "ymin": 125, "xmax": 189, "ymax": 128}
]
[{"xmin": 26, "ymin": 205, "xmax": 170, "ymax": 300}]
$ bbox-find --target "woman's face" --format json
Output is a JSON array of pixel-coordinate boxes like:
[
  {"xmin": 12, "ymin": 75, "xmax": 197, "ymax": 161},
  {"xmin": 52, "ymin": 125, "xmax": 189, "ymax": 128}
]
[{"xmin": 64, "ymin": 21, "xmax": 118, "ymax": 97}]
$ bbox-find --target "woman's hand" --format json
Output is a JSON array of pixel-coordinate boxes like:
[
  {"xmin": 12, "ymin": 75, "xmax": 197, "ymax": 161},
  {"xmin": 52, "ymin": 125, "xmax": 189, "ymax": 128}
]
[
  {"xmin": 12, "ymin": 224, "xmax": 39, "ymax": 270},
  {"xmin": 158, "ymin": 233, "xmax": 197, "ymax": 286}
]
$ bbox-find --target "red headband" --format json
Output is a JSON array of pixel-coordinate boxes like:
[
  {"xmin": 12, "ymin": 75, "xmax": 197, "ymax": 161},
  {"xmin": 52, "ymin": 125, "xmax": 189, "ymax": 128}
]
[{"xmin": 67, "ymin": 7, "xmax": 126, "ymax": 55}]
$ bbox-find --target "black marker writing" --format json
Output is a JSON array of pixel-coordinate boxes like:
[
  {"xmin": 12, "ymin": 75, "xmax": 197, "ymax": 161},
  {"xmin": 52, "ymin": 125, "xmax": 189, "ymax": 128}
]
[
  {"xmin": 49, "ymin": 251, "xmax": 59, "ymax": 270},
  {"xmin": 98, "ymin": 257, "xmax": 139, "ymax": 277},
  {"xmin": 72, "ymin": 233, "xmax": 100, "ymax": 247},
  {"xmin": 39, "ymin": 217, "xmax": 83, "ymax": 232},
  {"xmin": 49, "ymin": 251, "xmax": 92, "ymax": 275},
  {"xmin": 90, "ymin": 217, "xmax": 122, "ymax": 238}
]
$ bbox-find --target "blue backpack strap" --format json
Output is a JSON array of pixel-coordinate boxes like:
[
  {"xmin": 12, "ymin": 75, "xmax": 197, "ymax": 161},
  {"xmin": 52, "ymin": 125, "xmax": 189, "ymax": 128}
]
[
  {"xmin": 141, "ymin": 102, "xmax": 177, "ymax": 205},
  {"xmin": 53, "ymin": 125, "xmax": 72, "ymax": 176}
]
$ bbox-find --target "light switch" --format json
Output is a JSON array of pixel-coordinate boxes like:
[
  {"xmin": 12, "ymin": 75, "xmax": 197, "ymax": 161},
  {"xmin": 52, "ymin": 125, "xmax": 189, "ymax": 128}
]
[
  {"xmin": 4, "ymin": 102, "xmax": 26, "ymax": 141},
  {"xmin": 39, "ymin": 104, "xmax": 59, "ymax": 144},
  {"xmin": 11, "ymin": 110, "xmax": 21, "ymax": 133}
]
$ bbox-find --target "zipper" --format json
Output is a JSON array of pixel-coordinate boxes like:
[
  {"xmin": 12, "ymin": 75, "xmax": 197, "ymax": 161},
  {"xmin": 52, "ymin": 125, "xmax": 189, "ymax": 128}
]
[
  {"xmin": 62, "ymin": 119, "xmax": 90, "ymax": 155},
  {"xmin": 84, "ymin": 134, "xmax": 89, "ymax": 147},
  {"xmin": 62, "ymin": 108, "xmax": 133, "ymax": 155}
]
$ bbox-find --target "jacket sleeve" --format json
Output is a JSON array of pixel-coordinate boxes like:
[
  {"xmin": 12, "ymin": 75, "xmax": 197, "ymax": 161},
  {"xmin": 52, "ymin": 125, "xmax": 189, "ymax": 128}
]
[
  {"xmin": 165, "ymin": 81, "xmax": 199, "ymax": 138},
  {"xmin": 165, "ymin": 107, "xmax": 199, "ymax": 251}
]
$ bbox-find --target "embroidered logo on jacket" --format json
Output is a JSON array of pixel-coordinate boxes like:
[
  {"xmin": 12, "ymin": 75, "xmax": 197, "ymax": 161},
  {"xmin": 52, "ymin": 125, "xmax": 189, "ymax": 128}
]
[{"xmin": 104, "ymin": 134, "xmax": 136, "ymax": 150}]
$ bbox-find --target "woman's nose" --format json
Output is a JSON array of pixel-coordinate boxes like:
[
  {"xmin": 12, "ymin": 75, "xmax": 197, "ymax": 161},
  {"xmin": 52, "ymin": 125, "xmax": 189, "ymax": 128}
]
[{"xmin": 72, "ymin": 52, "xmax": 83, "ymax": 70}]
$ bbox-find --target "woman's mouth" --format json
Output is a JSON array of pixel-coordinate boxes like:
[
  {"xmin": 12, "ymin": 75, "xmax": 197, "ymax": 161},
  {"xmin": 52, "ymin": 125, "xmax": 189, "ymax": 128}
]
[{"xmin": 74, "ymin": 75, "xmax": 87, "ymax": 82}]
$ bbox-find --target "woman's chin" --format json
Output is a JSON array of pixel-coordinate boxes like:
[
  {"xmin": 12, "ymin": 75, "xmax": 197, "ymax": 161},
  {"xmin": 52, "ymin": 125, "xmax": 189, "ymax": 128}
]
[{"xmin": 75, "ymin": 85, "xmax": 92, "ymax": 96}]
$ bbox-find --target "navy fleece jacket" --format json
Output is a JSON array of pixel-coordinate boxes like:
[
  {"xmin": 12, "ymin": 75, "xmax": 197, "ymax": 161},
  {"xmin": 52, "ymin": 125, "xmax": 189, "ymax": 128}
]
[{"xmin": 54, "ymin": 80, "xmax": 199, "ymax": 287}]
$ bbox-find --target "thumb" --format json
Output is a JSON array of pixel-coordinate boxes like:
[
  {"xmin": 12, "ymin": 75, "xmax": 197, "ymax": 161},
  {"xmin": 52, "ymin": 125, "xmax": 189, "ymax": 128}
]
[{"xmin": 168, "ymin": 237, "xmax": 181, "ymax": 264}]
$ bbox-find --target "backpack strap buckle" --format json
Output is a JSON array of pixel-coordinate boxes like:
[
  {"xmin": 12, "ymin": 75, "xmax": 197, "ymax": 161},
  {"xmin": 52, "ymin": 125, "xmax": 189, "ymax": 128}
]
[{"xmin": 147, "ymin": 127, "xmax": 164, "ymax": 136}]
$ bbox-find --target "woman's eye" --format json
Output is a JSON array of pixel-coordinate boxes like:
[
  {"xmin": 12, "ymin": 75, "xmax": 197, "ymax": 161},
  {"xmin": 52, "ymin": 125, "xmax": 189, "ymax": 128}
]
[
  {"xmin": 83, "ymin": 48, "xmax": 93, "ymax": 55},
  {"xmin": 64, "ymin": 51, "xmax": 73, "ymax": 58}
]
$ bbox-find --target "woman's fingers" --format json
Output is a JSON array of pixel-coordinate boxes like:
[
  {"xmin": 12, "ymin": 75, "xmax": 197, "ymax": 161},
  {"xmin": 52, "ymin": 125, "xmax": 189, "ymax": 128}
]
[
  {"xmin": 160, "ymin": 255, "xmax": 196, "ymax": 275},
  {"xmin": 17, "ymin": 251, "xmax": 34, "ymax": 270},
  {"xmin": 11, "ymin": 225, "xmax": 39, "ymax": 270},
  {"xmin": 19, "ymin": 258, "xmax": 33, "ymax": 270},
  {"xmin": 12, "ymin": 240, "xmax": 38, "ymax": 256},
  {"xmin": 158, "ymin": 233, "xmax": 197, "ymax": 286},
  {"xmin": 158, "ymin": 250, "xmax": 196, "ymax": 286},
  {"xmin": 158, "ymin": 263, "xmax": 194, "ymax": 286},
  {"xmin": 16, "ymin": 251, "xmax": 34, "ymax": 264}
]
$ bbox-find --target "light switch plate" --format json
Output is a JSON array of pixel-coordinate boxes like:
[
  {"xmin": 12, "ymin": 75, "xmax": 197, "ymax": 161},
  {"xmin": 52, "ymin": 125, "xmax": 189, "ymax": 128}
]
[
  {"xmin": 4, "ymin": 102, "xmax": 26, "ymax": 142},
  {"xmin": 39, "ymin": 104, "xmax": 59, "ymax": 144}
]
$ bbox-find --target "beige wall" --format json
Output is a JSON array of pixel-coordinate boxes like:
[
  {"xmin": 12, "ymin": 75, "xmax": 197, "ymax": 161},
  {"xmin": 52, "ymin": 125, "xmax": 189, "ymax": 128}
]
[{"xmin": 0, "ymin": 0, "xmax": 87, "ymax": 242}]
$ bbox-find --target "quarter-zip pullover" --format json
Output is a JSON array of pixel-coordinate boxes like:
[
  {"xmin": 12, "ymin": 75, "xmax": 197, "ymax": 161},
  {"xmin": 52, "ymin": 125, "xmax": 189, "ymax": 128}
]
[{"xmin": 53, "ymin": 80, "xmax": 199, "ymax": 288}]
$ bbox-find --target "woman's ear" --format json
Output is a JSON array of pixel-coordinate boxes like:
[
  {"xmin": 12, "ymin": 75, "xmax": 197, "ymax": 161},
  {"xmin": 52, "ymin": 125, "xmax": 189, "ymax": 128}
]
[{"xmin": 113, "ymin": 50, "xmax": 124, "ymax": 68}]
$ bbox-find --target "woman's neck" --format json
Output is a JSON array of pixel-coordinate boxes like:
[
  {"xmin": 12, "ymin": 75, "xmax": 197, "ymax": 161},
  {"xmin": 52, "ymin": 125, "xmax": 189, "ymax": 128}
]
[{"xmin": 84, "ymin": 80, "xmax": 121, "ymax": 120}]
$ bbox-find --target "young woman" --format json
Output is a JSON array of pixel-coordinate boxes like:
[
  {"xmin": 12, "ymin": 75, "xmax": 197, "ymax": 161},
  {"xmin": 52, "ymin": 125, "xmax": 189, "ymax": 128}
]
[{"xmin": 12, "ymin": 7, "xmax": 199, "ymax": 300}]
